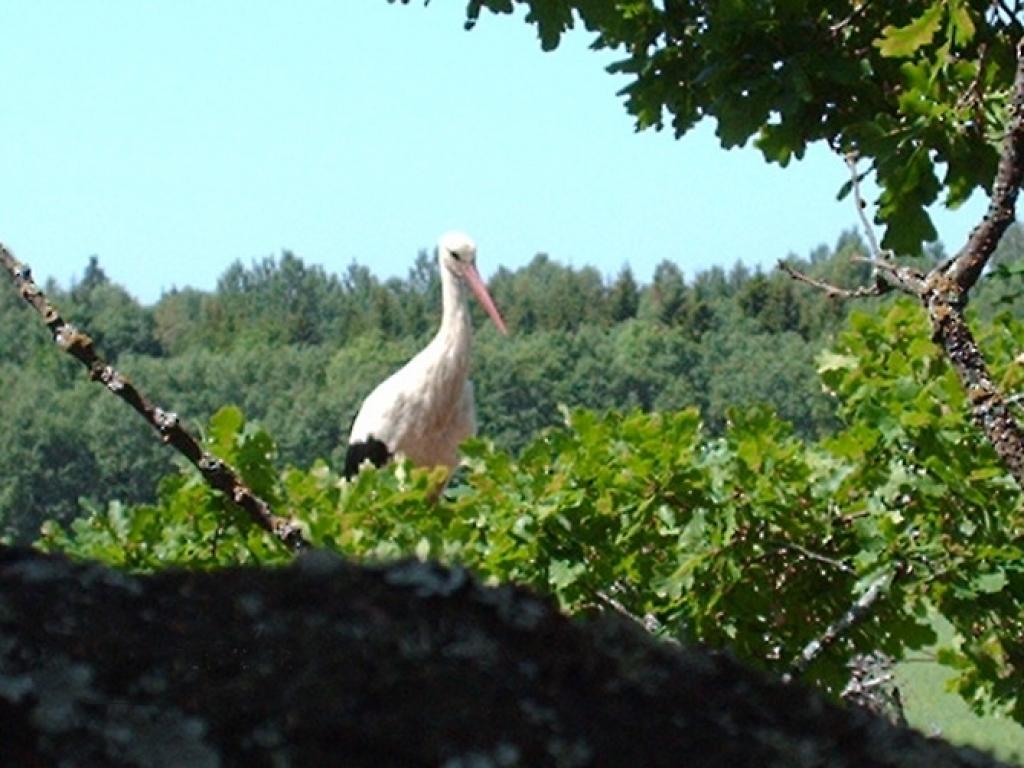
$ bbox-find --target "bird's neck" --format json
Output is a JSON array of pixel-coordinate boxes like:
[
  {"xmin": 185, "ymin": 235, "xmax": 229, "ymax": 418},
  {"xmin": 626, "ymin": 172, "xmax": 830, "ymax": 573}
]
[
  {"xmin": 416, "ymin": 268, "xmax": 472, "ymax": 401},
  {"xmin": 436, "ymin": 268, "xmax": 472, "ymax": 349},
  {"xmin": 401, "ymin": 267, "xmax": 473, "ymax": 432}
]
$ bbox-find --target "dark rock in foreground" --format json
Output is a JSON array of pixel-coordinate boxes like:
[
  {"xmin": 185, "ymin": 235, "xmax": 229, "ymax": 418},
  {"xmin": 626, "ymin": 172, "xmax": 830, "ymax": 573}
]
[{"xmin": 0, "ymin": 547, "xmax": 1007, "ymax": 767}]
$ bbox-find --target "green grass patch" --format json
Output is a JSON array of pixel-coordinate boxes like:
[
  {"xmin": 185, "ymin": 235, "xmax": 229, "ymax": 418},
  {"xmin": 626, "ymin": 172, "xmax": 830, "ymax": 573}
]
[{"xmin": 896, "ymin": 616, "xmax": 1024, "ymax": 764}]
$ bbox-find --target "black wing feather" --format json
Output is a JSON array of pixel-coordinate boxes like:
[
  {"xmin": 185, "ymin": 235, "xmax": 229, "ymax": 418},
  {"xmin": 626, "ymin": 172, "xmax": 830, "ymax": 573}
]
[{"xmin": 344, "ymin": 437, "xmax": 392, "ymax": 480}]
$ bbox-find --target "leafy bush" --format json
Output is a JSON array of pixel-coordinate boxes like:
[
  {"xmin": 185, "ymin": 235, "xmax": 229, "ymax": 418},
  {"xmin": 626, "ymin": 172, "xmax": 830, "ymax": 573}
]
[{"xmin": 40, "ymin": 299, "xmax": 1024, "ymax": 723}]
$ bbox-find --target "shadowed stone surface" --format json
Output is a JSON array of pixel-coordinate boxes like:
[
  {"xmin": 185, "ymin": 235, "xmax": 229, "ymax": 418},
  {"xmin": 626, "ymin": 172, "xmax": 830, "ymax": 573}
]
[{"xmin": 0, "ymin": 547, "xmax": 1008, "ymax": 767}]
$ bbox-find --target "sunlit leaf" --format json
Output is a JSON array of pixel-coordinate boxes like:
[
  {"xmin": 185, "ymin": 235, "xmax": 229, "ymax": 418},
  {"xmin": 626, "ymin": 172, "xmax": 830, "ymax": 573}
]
[{"xmin": 874, "ymin": 3, "xmax": 944, "ymax": 58}]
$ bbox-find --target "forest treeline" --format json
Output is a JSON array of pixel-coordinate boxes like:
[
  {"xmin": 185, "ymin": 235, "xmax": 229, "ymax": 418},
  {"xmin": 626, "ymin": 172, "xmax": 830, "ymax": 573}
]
[{"xmin": 2, "ymin": 226, "xmax": 1023, "ymax": 542}]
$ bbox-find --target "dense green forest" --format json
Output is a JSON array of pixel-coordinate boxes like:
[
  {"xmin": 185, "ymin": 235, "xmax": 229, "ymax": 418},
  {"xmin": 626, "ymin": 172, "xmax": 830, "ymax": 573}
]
[{"xmin": 2, "ymin": 225, "xmax": 1023, "ymax": 545}]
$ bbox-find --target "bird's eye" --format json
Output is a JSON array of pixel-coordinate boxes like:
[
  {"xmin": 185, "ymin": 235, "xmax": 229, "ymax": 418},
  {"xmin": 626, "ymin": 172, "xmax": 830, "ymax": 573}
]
[{"xmin": 448, "ymin": 249, "xmax": 462, "ymax": 261}]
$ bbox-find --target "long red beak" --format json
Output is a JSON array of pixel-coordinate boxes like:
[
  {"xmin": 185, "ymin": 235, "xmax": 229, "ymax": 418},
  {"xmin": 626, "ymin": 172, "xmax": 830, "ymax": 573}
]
[{"xmin": 463, "ymin": 264, "xmax": 508, "ymax": 335}]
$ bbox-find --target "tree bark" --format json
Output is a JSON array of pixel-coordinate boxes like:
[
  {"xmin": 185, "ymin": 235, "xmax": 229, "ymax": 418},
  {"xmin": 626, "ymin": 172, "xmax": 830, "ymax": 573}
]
[
  {"xmin": 917, "ymin": 35, "xmax": 1024, "ymax": 486},
  {"xmin": 926, "ymin": 287, "xmax": 1024, "ymax": 482},
  {"xmin": 0, "ymin": 547, "xmax": 1009, "ymax": 768}
]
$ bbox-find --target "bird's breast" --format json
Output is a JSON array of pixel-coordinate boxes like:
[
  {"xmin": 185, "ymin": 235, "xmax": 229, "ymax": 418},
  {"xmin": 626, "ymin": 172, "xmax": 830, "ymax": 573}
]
[{"xmin": 347, "ymin": 323, "xmax": 474, "ymax": 472}]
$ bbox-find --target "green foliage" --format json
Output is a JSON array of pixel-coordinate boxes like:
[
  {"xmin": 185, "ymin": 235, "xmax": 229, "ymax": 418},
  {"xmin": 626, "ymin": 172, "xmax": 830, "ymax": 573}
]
[
  {"xmin": 68, "ymin": 257, "xmax": 161, "ymax": 358},
  {"xmin": 39, "ymin": 300, "xmax": 1024, "ymax": 726},
  {"xmin": 608, "ymin": 265, "xmax": 640, "ymax": 322},
  {"xmin": 0, "ymin": 368, "xmax": 101, "ymax": 538},
  {"xmin": 40, "ymin": 406, "xmax": 294, "ymax": 570},
  {"xmin": 488, "ymin": 253, "xmax": 609, "ymax": 333},
  {"xmin": 435, "ymin": 0, "xmax": 1018, "ymax": 255},
  {"xmin": 701, "ymin": 326, "xmax": 836, "ymax": 436},
  {"xmin": 820, "ymin": 301, "xmax": 1024, "ymax": 720}
]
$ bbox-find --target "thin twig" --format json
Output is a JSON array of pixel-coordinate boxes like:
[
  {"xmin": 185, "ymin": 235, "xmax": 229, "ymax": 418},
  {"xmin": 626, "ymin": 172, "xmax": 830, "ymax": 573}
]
[
  {"xmin": 779, "ymin": 153, "xmax": 930, "ymax": 300},
  {"xmin": 955, "ymin": 41, "xmax": 990, "ymax": 135},
  {"xmin": 782, "ymin": 569, "xmax": 896, "ymax": 683},
  {"xmin": 767, "ymin": 540, "xmax": 856, "ymax": 575},
  {"xmin": 852, "ymin": 255, "xmax": 929, "ymax": 294},
  {"xmin": 845, "ymin": 153, "xmax": 887, "ymax": 261},
  {"xmin": 995, "ymin": 0, "xmax": 1023, "ymax": 29},
  {"xmin": 593, "ymin": 590, "xmax": 674, "ymax": 639},
  {"xmin": 776, "ymin": 261, "xmax": 890, "ymax": 299},
  {"xmin": 0, "ymin": 244, "xmax": 310, "ymax": 553},
  {"xmin": 829, "ymin": 0, "xmax": 875, "ymax": 38},
  {"xmin": 781, "ymin": 152, "xmax": 926, "ymax": 299}
]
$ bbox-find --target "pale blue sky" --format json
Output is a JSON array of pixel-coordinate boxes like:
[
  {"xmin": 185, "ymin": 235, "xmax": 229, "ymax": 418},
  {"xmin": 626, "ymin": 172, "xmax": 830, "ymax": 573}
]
[{"xmin": 0, "ymin": 2, "xmax": 988, "ymax": 304}]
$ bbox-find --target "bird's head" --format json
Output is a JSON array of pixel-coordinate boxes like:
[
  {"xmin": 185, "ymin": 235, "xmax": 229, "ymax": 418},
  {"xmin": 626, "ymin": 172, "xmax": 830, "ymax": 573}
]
[
  {"xmin": 439, "ymin": 230, "xmax": 478, "ymax": 272},
  {"xmin": 438, "ymin": 230, "xmax": 508, "ymax": 335}
]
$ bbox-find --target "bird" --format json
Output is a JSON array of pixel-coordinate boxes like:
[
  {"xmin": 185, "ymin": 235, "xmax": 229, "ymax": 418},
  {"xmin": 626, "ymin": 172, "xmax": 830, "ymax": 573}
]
[{"xmin": 344, "ymin": 231, "xmax": 508, "ymax": 480}]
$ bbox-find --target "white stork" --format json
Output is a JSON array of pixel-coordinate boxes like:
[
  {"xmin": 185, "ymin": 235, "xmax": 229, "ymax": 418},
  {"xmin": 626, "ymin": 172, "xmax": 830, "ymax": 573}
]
[{"xmin": 344, "ymin": 231, "xmax": 508, "ymax": 480}]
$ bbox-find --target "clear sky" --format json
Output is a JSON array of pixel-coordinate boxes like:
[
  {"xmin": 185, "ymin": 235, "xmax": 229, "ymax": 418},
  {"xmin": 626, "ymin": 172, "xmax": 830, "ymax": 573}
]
[{"xmin": 0, "ymin": 2, "xmax": 989, "ymax": 305}]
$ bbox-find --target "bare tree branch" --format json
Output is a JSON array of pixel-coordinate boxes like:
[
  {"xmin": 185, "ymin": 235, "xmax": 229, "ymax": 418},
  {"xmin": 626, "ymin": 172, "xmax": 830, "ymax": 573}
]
[
  {"xmin": 783, "ymin": 569, "xmax": 895, "ymax": 683},
  {"xmin": 842, "ymin": 652, "xmax": 907, "ymax": 726},
  {"xmin": 777, "ymin": 156, "xmax": 931, "ymax": 300},
  {"xmin": 0, "ymin": 243, "xmax": 310, "ymax": 553},
  {"xmin": 829, "ymin": 0, "xmax": 876, "ymax": 39},
  {"xmin": 851, "ymin": 255, "xmax": 929, "ymax": 294},
  {"xmin": 924, "ymin": 286, "xmax": 1024, "ymax": 483},
  {"xmin": 842, "ymin": 156, "xmax": 931, "ymax": 295},
  {"xmin": 776, "ymin": 260, "xmax": 890, "ymax": 299},
  {"xmin": 994, "ymin": 0, "xmax": 1024, "ymax": 31},
  {"xmin": 766, "ymin": 540, "xmax": 856, "ymax": 575},
  {"xmin": 845, "ymin": 153, "xmax": 888, "ymax": 261},
  {"xmin": 776, "ymin": 254, "xmax": 926, "ymax": 299},
  {"xmin": 593, "ymin": 589, "xmax": 671, "ymax": 637}
]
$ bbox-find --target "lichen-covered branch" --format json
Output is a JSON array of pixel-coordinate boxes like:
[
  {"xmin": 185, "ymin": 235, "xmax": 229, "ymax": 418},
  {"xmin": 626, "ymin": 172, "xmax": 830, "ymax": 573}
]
[
  {"xmin": 777, "ymin": 260, "xmax": 890, "ymax": 299},
  {"xmin": 0, "ymin": 244, "xmax": 310, "ymax": 553},
  {"xmin": 862, "ymin": 256, "xmax": 929, "ymax": 294},
  {"xmin": 925, "ymin": 286, "xmax": 1024, "ymax": 482},
  {"xmin": 784, "ymin": 569, "xmax": 895, "ymax": 683}
]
